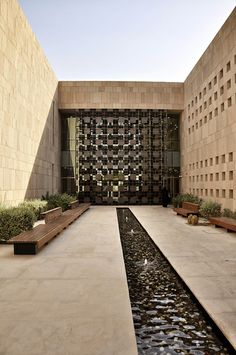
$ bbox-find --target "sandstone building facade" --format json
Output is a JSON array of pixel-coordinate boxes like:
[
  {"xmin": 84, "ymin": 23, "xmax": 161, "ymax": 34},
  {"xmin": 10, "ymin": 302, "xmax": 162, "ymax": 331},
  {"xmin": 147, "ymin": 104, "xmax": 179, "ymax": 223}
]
[{"xmin": 0, "ymin": 0, "xmax": 235, "ymax": 209}]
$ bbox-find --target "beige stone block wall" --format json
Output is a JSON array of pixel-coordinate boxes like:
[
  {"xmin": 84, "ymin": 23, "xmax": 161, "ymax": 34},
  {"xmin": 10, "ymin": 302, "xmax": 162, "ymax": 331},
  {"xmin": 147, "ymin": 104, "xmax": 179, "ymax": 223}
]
[
  {"xmin": 0, "ymin": 0, "xmax": 60, "ymax": 206},
  {"xmin": 58, "ymin": 81, "xmax": 184, "ymax": 111},
  {"xmin": 182, "ymin": 7, "xmax": 236, "ymax": 210}
]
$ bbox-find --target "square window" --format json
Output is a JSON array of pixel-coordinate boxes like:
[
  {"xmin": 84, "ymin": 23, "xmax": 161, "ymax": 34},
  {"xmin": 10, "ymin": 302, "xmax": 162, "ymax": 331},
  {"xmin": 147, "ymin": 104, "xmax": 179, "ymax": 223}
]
[
  {"xmin": 219, "ymin": 69, "xmax": 223, "ymax": 79},
  {"xmin": 227, "ymin": 79, "xmax": 231, "ymax": 89},
  {"xmin": 229, "ymin": 152, "xmax": 233, "ymax": 161}
]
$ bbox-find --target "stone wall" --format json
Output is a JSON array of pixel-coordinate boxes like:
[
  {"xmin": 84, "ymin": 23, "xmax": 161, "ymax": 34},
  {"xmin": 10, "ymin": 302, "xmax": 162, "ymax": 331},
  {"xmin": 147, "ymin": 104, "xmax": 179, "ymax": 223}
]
[
  {"xmin": 58, "ymin": 81, "xmax": 184, "ymax": 111},
  {"xmin": 182, "ymin": 7, "xmax": 236, "ymax": 210},
  {"xmin": 0, "ymin": 0, "xmax": 60, "ymax": 205}
]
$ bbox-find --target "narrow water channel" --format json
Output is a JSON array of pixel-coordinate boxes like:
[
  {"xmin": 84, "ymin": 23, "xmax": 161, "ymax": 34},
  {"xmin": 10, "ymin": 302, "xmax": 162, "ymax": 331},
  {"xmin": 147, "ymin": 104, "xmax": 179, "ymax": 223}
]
[{"xmin": 117, "ymin": 208, "xmax": 232, "ymax": 355}]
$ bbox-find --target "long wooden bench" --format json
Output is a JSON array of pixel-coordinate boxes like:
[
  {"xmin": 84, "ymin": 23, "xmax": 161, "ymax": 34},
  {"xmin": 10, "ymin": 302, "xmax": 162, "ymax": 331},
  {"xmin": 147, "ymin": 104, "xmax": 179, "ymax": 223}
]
[
  {"xmin": 209, "ymin": 216, "xmax": 236, "ymax": 233},
  {"xmin": 173, "ymin": 202, "xmax": 200, "ymax": 217},
  {"xmin": 8, "ymin": 203, "xmax": 91, "ymax": 255}
]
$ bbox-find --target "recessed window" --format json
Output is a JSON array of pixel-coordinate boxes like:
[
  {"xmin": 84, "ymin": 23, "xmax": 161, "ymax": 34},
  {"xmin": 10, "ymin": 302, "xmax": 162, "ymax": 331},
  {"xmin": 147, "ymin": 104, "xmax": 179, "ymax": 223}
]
[
  {"xmin": 192, "ymin": 113, "xmax": 194, "ymax": 119},
  {"xmin": 204, "ymin": 115, "xmax": 207, "ymax": 123},
  {"xmin": 229, "ymin": 190, "xmax": 234, "ymax": 199},
  {"xmin": 205, "ymin": 174, "xmax": 208, "ymax": 181},
  {"xmin": 228, "ymin": 97, "xmax": 232, "ymax": 107},
  {"xmin": 229, "ymin": 171, "xmax": 233, "ymax": 180},
  {"xmin": 229, "ymin": 152, "xmax": 233, "ymax": 162},
  {"xmin": 216, "ymin": 189, "xmax": 219, "ymax": 197},
  {"xmin": 201, "ymin": 174, "xmax": 203, "ymax": 181},
  {"xmin": 219, "ymin": 69, "xmax": 223, "ymax": 79},
  {"xmin": 205, "ymin": 189, "xmax": 208, "ymax": 196},
  {"xmin": 222, "ymin": 189, "xmax": 226, "ymax": 198},
  {"xmin": 216, "ymin": 156, "xmax": 219, "ymax": 164},
  {"xmin": 200, "ymin": 160, "xmax": 203, "ymax": 168},
  {"xmin": 210, "ymin": 173, "xmax": 213, "ymax": 181},
  {"xmin": 188, "ymin": 128, "xmax": 191, "ymax": 134},
  {"xmin": 195, "ymin": 109, "xmax": 198, "ymax": 116},
  {"xmin": 208, "ymin": 81, "xmax": 212, "ymax": 90},
  {"xmin": 193, "ymin": 163, "xmax": 195, "ymax": 170},
  {"xmin": 196, "ymin": 122, "xmax": 198, "ymax": 129},
  {"xmin": 193, "ymin": 189, "xmax": 195, "ymax": 194},
  {"xmin": 216, "ymin": 173, "xmax": 219, "ymax": 181},
  {"xmin": 234, "ymin": 55, "xmax": 236, "ymax": 64},
  {"xmin": 200, "ymin": 119, "xmax": 202, "ymax": 127},
  {"xmin": 227, "ymin": 79, "xmax": 231, "ymax": 89},
  {"xmin": 214, "ymin": 91, "xmax": 218, "ymax": 100},
  {"xmin": 188, "ymin": 115, "xmax": 190, "ymax": 122},
  {"xmin": 208, "ymin": 97, "xmax": 212, "ymax": 105},
  {"xmin": 205, "ymin": 159, "xmax": 208, "ymax": 167},
  {"xmin": 209, "ymin": 112, "xmax": 213, "ymax": 120},
  {"xmin": 189, "ymin": 176, "xmax": 191, "ymax": 182},
  {"xmin": 222, "ymin": 172, "xmax": 225, "ymax": 180},
  {"xmin": 226, "ymin": 61, "xmax": 231, "ymax": 72},
  {"xmin": 196, "ymin": 162, "xmax": 198, "ymax": 169},
  {"xmin": 201, "ymin": 189, "xmax": 203, "ymax": 195},
  {"xmin": 195, "ymin": 96, "xmax": 198, "ymax": 103},
  {"xmin": 210, "ymin": 157, "xmax": 213, "ymax": 166},
  {"xmin": 221, "ymin": 103, "xmax": 224, "ymax": 112},
  {"xmin": 221, "ymin": 154, "xmax": 225, "ymax": 163},
  {"xmin": 192, "ymin": 125, "xmax": 194, "ymax": 132},
  {"xmin": 192, "ymin": 176, "xmax": 195, "ymax": 182},
  {"xmin": 204, "ymin": 101, "xmax": 207, "ymax": 109},
  {"xmin": 196, "ymin": 188, "xmax": 199, "ymax": 195},
  {"xmin": 191, "ymin": 100, "xmax": 194, "ymax": 107},
  {"xmin": 199, "ymin": 105, "xmax": 202, "ymax": 113},
  {"xmin": 220, "ymin": 86, "xmax": 224, "ymax": 95},
  {"xmin": 199, "ymin": 92, "xmax": 202, "ymax": 99},
  {"xmin": 188, "ymin": 104, "xmax": 190, "ymax": 111},
  {"xmin": 196, "ymin": 175, "xmax": 199, "ymax": 181},
  {"xmin": 210, "ymin": 189, "xmax": 213, "ymax": 197},
  {"xmin": 203, "ymin": 87, "xmax": 206, "ymax": 95},
  {"xmin": 214, "ymin": 75, "xmax": 217, "ymax": 85},
  {"xmin": 214, "ymin": 108, "xmax": 218, "ymax": 116}
]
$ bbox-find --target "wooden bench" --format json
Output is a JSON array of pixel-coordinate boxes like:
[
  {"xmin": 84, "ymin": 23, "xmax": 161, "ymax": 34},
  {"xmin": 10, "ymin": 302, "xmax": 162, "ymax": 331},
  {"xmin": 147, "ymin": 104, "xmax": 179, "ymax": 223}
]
[
  {"xmin": 69, "ymin": 200, "xmax": 79, "ymax": 209},
  {"xmin": 173, "ymin": 202, "xmax": 200, "ymax": 217},
  {"xmin": 41, "ymin": 207, "xmax": 62, "ymax": 223},
  {"xmin": 209, "ymin": 216, "xmax": 236, "ymax": 233},
  {"xmin": 8, "ymin": 203, "xmax": 91, "ymax": 255}
]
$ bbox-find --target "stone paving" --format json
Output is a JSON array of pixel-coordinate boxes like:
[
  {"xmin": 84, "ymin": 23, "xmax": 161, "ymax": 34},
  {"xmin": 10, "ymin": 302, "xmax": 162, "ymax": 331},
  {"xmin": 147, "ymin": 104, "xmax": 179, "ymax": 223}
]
[{"xmin": 0, "ymin": 205, "xmax": 236, "ymax": 354}]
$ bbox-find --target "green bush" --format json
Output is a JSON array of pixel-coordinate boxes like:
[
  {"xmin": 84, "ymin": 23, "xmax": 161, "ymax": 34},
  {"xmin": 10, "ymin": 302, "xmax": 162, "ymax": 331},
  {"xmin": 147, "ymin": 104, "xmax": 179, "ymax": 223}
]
[
  {"xmin": 199, "ymin": 200, "xmax": 221, "ymax": 219},
  {"xmin": 172, "ymin": 193, "xmax": 202, "ymax": 207},
  {"xmin": 222, "ymin": 208, "xmax": 236, "ymax": 219},
  {"xmin": 0, "ymin": 206, "xmax": 36, "ymax": 242},
  {"xmin": 18, "ymin": 199, "xmax": 48, "ymax": 220},
  {"xmin": 44, "ymin": 193, "xmax": 75, "ymax": 212}
]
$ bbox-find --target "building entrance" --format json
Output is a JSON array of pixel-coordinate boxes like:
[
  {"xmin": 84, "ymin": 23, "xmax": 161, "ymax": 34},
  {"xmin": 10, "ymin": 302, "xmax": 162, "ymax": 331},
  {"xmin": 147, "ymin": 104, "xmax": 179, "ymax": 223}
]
[{"xmin": 61, "ymin": 109, "xmax": 180, "ymax": 204}]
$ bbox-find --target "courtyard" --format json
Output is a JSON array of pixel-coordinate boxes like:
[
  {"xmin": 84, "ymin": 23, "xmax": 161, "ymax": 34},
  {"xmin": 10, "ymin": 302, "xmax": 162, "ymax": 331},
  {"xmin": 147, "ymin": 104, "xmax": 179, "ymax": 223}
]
[{"xmin": 0, "ymin": 206, "xmax": 235, "ymax": 354}]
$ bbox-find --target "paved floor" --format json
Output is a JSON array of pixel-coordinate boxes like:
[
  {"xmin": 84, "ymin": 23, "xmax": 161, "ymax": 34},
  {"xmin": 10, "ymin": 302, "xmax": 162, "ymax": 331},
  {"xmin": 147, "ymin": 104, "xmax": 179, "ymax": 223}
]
[{"xmin": 0, "ymin": 206, "xmax": 236, "ymax": 354}]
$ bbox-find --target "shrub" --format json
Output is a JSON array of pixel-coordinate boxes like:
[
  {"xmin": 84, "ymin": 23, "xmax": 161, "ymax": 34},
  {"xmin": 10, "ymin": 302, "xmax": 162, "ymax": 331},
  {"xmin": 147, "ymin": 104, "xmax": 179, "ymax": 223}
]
[
  {"xmin": 18, "ymin": 199, "xmax": 48, "ymax": 220},
  {"xmin": 222, "ymin": 208, "xmax": 236, "ymax": 219},
  {"xmin": 45, "ymin": 193, "xmax": 75, "ymax": 211},
  {"xmin": 0, "ymin": 206, "xmax": 36, "ymax": 242},
  {"xmin": 199, "ymin": 201, "xmax": 221, "ymax": 219},
  {"xmin": 172, "ymin": 193, "xmax": 202, "ymax": 207}
]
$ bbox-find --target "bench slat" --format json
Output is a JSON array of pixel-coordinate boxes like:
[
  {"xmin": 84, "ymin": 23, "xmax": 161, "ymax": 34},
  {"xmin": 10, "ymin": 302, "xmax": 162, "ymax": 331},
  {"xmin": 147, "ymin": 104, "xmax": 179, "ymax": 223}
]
[{"xmin": 209, "ymin": 217, "xmax": 236, "ymax": 232}]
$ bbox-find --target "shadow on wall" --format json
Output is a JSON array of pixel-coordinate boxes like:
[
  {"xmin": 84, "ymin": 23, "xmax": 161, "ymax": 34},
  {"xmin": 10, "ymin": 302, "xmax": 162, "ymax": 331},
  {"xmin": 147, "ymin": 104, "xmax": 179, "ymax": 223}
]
[{"xmin": 24, "ymin": 87, "xmax": 61, "ymax": 200}]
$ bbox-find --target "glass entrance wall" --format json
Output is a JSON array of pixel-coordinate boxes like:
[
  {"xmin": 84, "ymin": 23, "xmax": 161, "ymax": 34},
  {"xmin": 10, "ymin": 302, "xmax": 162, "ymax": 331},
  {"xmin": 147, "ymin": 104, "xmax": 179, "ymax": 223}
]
[{"xmin": 61, "ymin": 109, "xmax": 180, "ymax": 204}]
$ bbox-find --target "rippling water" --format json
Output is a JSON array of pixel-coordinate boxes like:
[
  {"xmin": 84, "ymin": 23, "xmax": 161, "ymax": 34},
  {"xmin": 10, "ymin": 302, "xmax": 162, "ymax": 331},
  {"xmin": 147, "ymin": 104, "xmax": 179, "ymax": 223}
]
[{"xmin": 117, "ymin": 208, "xmax": 231, "ymax": 355}]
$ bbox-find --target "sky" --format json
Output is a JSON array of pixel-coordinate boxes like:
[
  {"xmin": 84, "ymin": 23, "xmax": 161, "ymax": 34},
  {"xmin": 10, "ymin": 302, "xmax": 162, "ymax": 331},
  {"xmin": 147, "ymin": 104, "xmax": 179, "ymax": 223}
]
[{"xmin": 19, "ymin": 0, "xmax": 236, "ymax": 82}]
